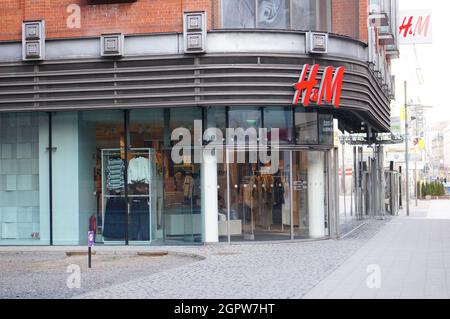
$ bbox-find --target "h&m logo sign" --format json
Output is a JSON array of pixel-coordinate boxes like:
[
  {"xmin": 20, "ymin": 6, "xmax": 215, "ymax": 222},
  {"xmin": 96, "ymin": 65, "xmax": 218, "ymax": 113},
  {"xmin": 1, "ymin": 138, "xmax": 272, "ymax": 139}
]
[{"xmin": 292, "ymin": 64, "xmax": 345, "ymax": 109}]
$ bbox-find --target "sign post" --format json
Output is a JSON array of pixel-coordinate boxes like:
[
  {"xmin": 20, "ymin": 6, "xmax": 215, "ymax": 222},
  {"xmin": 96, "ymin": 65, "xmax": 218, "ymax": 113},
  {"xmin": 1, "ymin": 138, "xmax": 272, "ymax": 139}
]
[{"xmin": 88, "ymin": 231, "xmax": 94, "ymax": 269}]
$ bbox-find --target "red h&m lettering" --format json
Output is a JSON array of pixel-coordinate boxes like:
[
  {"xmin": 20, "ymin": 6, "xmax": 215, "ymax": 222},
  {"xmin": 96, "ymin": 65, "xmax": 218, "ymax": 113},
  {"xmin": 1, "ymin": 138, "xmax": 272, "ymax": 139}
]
[
  {"xmin": 293, "ymin": 64, "xmax": 345, "ymax": 108},
  {"xmin": 399, "ymin": 15, "xmax": 431, "ymax": 38},
  {"xmin": 292, "ymin": 64, "xmax": 319, "ymax": 107},
  {"xmin": 318, "ymin": 66, "xmax": 345, "ymax": 107},
  {"xmin": 399, "ymin": 16, "xmax": 414, "ymax": 38}
]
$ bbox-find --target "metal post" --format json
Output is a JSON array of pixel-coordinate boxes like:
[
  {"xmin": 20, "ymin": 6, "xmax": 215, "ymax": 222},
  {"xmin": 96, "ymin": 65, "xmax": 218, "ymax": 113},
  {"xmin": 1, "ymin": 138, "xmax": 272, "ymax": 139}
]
[
  {"xmin": 124, "ymin": 110, "xmax": 130, "ymax": 245},
  {"xmin": 415, "ymin": 159, "xmax": 418, "ymax": 206},
  {"xmin": 226, "ymin": 149, "xmax": 231, "ymax": 243},
  {"xmin": 415, "ymin": 114, "xmax": 419, "ymax": 207},
  {"xmin": 88, "ymin": 246, "xmax": 92, "ymax": 269},
  {"xmin": 353, "ymin": 146, "xmax": 357, "ymax": 218},
  {"xmin": 404, "ymin": 81, "xmax": 410, "ymax": 216},
  {"xmin": 342, "ymin": 143, "xmax": 346, "ymax": 218},
  {"xmin": 48, "ymin": 112, "xmax": 53, "ymax": 246},
  {"xmin": 289, "ymin": 151, "xmax": 294, "ymax": 241},
  {"xmin": 399, "ymin": 166, "xmax": 402, "ymax": 209}
]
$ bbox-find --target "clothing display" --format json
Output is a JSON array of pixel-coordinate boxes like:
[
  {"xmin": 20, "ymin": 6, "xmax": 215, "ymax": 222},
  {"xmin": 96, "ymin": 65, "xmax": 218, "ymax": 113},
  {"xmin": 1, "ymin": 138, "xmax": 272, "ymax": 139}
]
[
  {"xmin": 260, "ymin": 174, "xmax": 274, "ymax": 228},
  {"xmin": 183, "ymin": 174, "xmax": 195, "ymax": 200},
  {"xmin": 106, "ymin": 158, "xmax": 125, "ymax": 192},
  {"xmin": 102, "ymin": 197, "xmax": 127, "ymax": 239},
  {"xmin": 243, "ymin": 175, "xmax": 259, "ymax": 208},
  {"xmin": 128, "ymin": 156, "xmax": 150, "ymax": 184},
  {"xmin": 273, "ymin": 176, "xmax": 285, "ymax": 206},
  {"xmin": 282, "ymin": 176, "xmax": 291, "ymax": 226},
  {"xmin": 174, "ymin": 171, "xmax": 184, "ymax": 191},
  {"xmin": 129, "ymin": 199, "xmax": 150, "ymax": 241},
  {"xmin": 272, "ymin": 176, "xmax": 285, "ymax": 225},
  {"xmin": 102, "ymin": 149, "xmax": 154, "ymax": 242}
]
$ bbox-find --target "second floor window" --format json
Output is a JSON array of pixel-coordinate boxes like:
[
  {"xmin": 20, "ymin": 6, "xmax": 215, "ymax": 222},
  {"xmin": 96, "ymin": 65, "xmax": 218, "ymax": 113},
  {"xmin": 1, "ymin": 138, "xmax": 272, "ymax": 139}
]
[{"xmin": 221, "ymin": 0, "xmax": 331, "ymax": 32}]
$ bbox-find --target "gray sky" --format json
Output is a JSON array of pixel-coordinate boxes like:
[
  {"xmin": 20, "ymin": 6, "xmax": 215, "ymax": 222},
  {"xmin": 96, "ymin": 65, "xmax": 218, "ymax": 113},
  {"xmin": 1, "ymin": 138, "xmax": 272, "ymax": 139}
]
[{"xmin": 392, "ymin": 0, "xmax": 447, "ymax": 124}]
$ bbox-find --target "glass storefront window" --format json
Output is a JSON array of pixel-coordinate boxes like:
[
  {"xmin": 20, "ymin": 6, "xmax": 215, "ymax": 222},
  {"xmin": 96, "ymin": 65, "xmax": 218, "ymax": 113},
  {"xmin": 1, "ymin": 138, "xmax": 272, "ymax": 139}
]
[
  {"xmin": 295, "ymin": 110, "xmax": 318, "ymax": 144},
  {"xmin": 228, "ymin": 107, "xmax": 261, "ymax": 130},
  {"xmin": 319, "ymin": 113, "xmax": 334, "ymax": 145},
  {"xmin": 0, "ymin": 113, "xmax": 49, "ymax": 245},
  {"xmin": 206, "ymin": 107, "xmax": 227, "ymax": 144},
  {"xmin": 1, "ymin": 106, "xmax": 338, "ymax": 246},
  {"xmin": 166, "ymin": 107, "xmax": 203, "ymax": 243},
  {"xmin": 225, "ymin": 150, "xmax": 292, "ymax": 241},
  {"xmin": 129, "ymin": 109, "xmax": 164, "ymax": 243},
  {"xmin": 52, "ymin": 110, "xmax": 126, "ymax": 245},
  {"xmin": 50, "ymin": 108, "xmax": 204, "ymax": 245},
  {"xmin": 220, "ymin": 0, "xmax": 331, "ymax": 32},
  {"xmin": 292, "ymin": 151, "xmax": 328, "ymax": 239},
  {"xmin": 263, "ymin": 106, "xmax": 293, "ymax": 144}
]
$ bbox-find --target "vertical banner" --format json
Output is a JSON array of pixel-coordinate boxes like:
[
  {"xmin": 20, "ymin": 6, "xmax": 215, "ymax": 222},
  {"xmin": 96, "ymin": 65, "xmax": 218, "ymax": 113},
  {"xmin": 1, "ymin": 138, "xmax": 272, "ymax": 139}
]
[{"xmin": 399, "ymin": 10, "xmax": 432, "ymax": 45}]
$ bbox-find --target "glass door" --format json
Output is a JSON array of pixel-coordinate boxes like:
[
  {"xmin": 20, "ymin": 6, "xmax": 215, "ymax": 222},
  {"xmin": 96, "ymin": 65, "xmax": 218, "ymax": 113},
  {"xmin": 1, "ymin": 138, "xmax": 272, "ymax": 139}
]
[
  {"xmin": 226, "ymin": 150, "xmax": 292, "ymax": 242},
  {"xmin": 292, "ymin": 150, "xmax": 328, "ymax": 239}
]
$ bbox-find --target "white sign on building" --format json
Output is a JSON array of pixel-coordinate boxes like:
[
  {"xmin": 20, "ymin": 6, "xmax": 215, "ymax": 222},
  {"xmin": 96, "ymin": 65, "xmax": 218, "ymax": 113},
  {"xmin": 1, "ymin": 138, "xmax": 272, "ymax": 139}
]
[{"xmin": 398, "ymin": 10, "xmax": 432, "ymax": 45}]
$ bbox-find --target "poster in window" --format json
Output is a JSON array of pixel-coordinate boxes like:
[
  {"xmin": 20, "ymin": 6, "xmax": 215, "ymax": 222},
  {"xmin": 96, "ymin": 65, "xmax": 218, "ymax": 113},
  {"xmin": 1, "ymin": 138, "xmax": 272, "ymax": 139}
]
[
  {"xmin": 223, "ymin": 0, "xmax": 256, "ymax": 29},
  {"xmin": 257, "ymin": 0, "xmax": 290, "ymax": 29}
]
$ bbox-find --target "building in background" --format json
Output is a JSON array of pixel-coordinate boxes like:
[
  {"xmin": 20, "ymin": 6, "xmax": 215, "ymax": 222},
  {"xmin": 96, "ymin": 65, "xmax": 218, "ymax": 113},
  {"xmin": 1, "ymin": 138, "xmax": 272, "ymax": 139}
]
[
  {"xmin": 429, "ymin": 121, "xmax": 450, "ymax": 180},
  {"xmin": 0, "ymin": 0, "xmax": 399, "ymax": 246}
]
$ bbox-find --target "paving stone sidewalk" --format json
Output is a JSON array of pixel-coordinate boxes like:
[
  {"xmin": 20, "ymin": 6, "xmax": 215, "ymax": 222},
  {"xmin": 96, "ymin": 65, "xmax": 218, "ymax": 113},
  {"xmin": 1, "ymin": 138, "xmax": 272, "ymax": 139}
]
[
  {"xmin": 76, "ymin": 220, "xmax": 387, "ymax": 299},
  {"xmin": 303, "ymin": 200, "xmax": 450, "ymax": 299}
]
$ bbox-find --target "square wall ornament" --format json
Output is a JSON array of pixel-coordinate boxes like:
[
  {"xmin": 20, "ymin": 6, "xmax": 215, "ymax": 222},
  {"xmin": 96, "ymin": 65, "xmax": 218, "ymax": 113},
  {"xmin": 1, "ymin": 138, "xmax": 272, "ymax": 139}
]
[
  {"xmin": 22, "ymin": 20, "xmax": 45, "ymax": 60},
  {"xmin": 25, "ymin": 42, "xmax": 41, "ymax": 58},
  {"xmin": 187, "ymin": 34, "xmax": 203, "ymax": 50},
  {"xmin": 24, "ymin": 23, "xmax": 40, "ymax": 40},
  {"xmin": 186, "ymin": 14, "xmax": 203, "ymax": 31},
  {"xmin": 183, "ymin": 11, "xmax": 207, "ymax": 54},
  {"xmin": 307, "ymin": 32, "xmax": 328, "ymax": 54},
  {"xmin": 101, "ymin": 34, "xmax": 124, "ymax": 56}
]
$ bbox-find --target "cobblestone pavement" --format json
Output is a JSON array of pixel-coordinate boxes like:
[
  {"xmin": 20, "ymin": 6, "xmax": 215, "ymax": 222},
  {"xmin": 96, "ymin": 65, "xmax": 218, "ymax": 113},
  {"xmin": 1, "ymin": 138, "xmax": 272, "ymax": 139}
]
[
  {"xmin": 73, "ymin": 220, "xmax": 387, "ymax": 299},
  {"xmin": 0, "ymin": 252, "xmax": 200, "ymax": 299},
  {"xmin": 304, "ymin": 200, "xmax": 450, "ymax": 299}
]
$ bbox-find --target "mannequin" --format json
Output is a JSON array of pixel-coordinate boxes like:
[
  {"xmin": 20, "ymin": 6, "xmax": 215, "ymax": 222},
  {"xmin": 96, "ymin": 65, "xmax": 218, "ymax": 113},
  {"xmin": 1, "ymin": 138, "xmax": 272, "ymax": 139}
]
[
  {"xmin": 183, "ymin": 171, "xmax": 195, "ymax": 204},
  {"xmin": 260, "ymin": 163, "xmax": 274, "ymax": 229}
]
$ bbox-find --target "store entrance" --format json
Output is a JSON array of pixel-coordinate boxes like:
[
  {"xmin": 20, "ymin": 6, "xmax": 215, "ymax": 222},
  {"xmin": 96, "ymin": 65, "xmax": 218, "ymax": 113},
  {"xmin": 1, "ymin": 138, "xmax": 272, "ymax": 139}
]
[
  {"xmin": 221, "ymin": 149, "xmax": 330, "ymax": 242},
  {"xmin": 226, "ymin": 151, "xmax": 291, "ymax": 241},
  {"xmin": 291, "ymin": 151, "xmax": 328, "ymax": 239}
]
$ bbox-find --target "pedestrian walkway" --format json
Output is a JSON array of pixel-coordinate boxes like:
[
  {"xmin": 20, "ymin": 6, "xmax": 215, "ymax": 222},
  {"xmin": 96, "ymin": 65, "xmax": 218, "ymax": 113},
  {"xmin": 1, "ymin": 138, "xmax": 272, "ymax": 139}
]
[
  {"xmin": 303, "ymin": 200, "xmax": 450, "ymax": 299},
  {"xmin": 75, "ymin": 221, "xmax": 386, "ymax": 299}
]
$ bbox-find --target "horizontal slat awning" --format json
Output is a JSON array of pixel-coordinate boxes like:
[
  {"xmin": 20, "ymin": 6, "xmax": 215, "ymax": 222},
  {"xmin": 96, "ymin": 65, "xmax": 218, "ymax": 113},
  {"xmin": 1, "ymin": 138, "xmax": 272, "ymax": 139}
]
[{"xmin": 0, "ymin": 54, "xmax": 391, "ymax": 132}]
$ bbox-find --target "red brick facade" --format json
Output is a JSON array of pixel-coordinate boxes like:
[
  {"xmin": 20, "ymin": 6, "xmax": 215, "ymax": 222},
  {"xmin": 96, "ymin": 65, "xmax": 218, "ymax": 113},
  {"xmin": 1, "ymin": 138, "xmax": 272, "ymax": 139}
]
[
  {"xmin": 0, "ymin": 0, "xmax": 369, "ymax": 43},
  {"xmin": 331, "ymin": 0, "xmax": 367, "ymax": 41}
]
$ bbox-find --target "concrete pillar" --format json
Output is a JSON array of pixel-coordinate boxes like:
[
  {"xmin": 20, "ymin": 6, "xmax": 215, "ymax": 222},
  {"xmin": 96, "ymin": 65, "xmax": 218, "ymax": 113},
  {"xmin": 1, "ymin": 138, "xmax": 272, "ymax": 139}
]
[
  {"xmin": 202, "ymin": 152, "xmax": 219, "ymax": 243},
  {"xmin": 308, "ymin": 151, "xmax": 326, "ymax": 238}
]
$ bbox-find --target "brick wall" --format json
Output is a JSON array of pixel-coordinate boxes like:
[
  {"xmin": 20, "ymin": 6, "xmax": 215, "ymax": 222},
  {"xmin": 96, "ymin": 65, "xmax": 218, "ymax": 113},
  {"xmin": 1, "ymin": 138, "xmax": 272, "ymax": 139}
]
[
  {"xmin": 0, "ymin": 0, "xmax": 369, "ymax": 43},
  {"xmin": 0, "ymin": 0, "xmax": 215, "ymax": 41},
  {"xmin": 358, "ymin": 0, "xmax": 368, "ymax": 43},
  {"xmin": 332, "ymin": 0, "xmax": 361, "ymax": 40}
]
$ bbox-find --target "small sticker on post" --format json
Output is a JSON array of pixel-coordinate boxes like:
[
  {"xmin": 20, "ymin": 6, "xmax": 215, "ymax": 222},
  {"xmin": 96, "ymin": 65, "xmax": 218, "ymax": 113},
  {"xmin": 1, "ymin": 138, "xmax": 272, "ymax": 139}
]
[{"xmin": 88, "ymin": 231, "xmax": 95, "ymax": 248}]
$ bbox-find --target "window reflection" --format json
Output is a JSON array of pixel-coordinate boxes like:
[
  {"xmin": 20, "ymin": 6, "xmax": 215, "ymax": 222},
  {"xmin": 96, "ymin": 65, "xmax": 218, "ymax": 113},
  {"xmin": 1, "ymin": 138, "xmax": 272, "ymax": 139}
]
[
  {"xmin": 257, "ymin": 0, "xmax": 290, "ymax": 29},
  {"xmin": 228, "ymin": 107, "xmax": 262, "ymax": 130},
  {"xmin": 221, "ymin": 0, "xmax": 331, "ymax": 32},
  {"xmin": 295, "ymin": 110, "xmax": 318, "ymax": 144},
  {"xmin": 222, "ymin": 0, "xmax": 255, "ymax": 28},
  {"xmin": 264, "ymin": 106, "xmax": 293, "ymax": 144}
]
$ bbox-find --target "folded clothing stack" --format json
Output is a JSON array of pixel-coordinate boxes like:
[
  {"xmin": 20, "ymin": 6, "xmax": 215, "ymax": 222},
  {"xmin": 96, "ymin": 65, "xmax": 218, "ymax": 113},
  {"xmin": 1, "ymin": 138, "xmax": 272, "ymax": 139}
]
[{"xmin": 106, "ymin": 158, "xmax": 125, "ymax": 191}]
